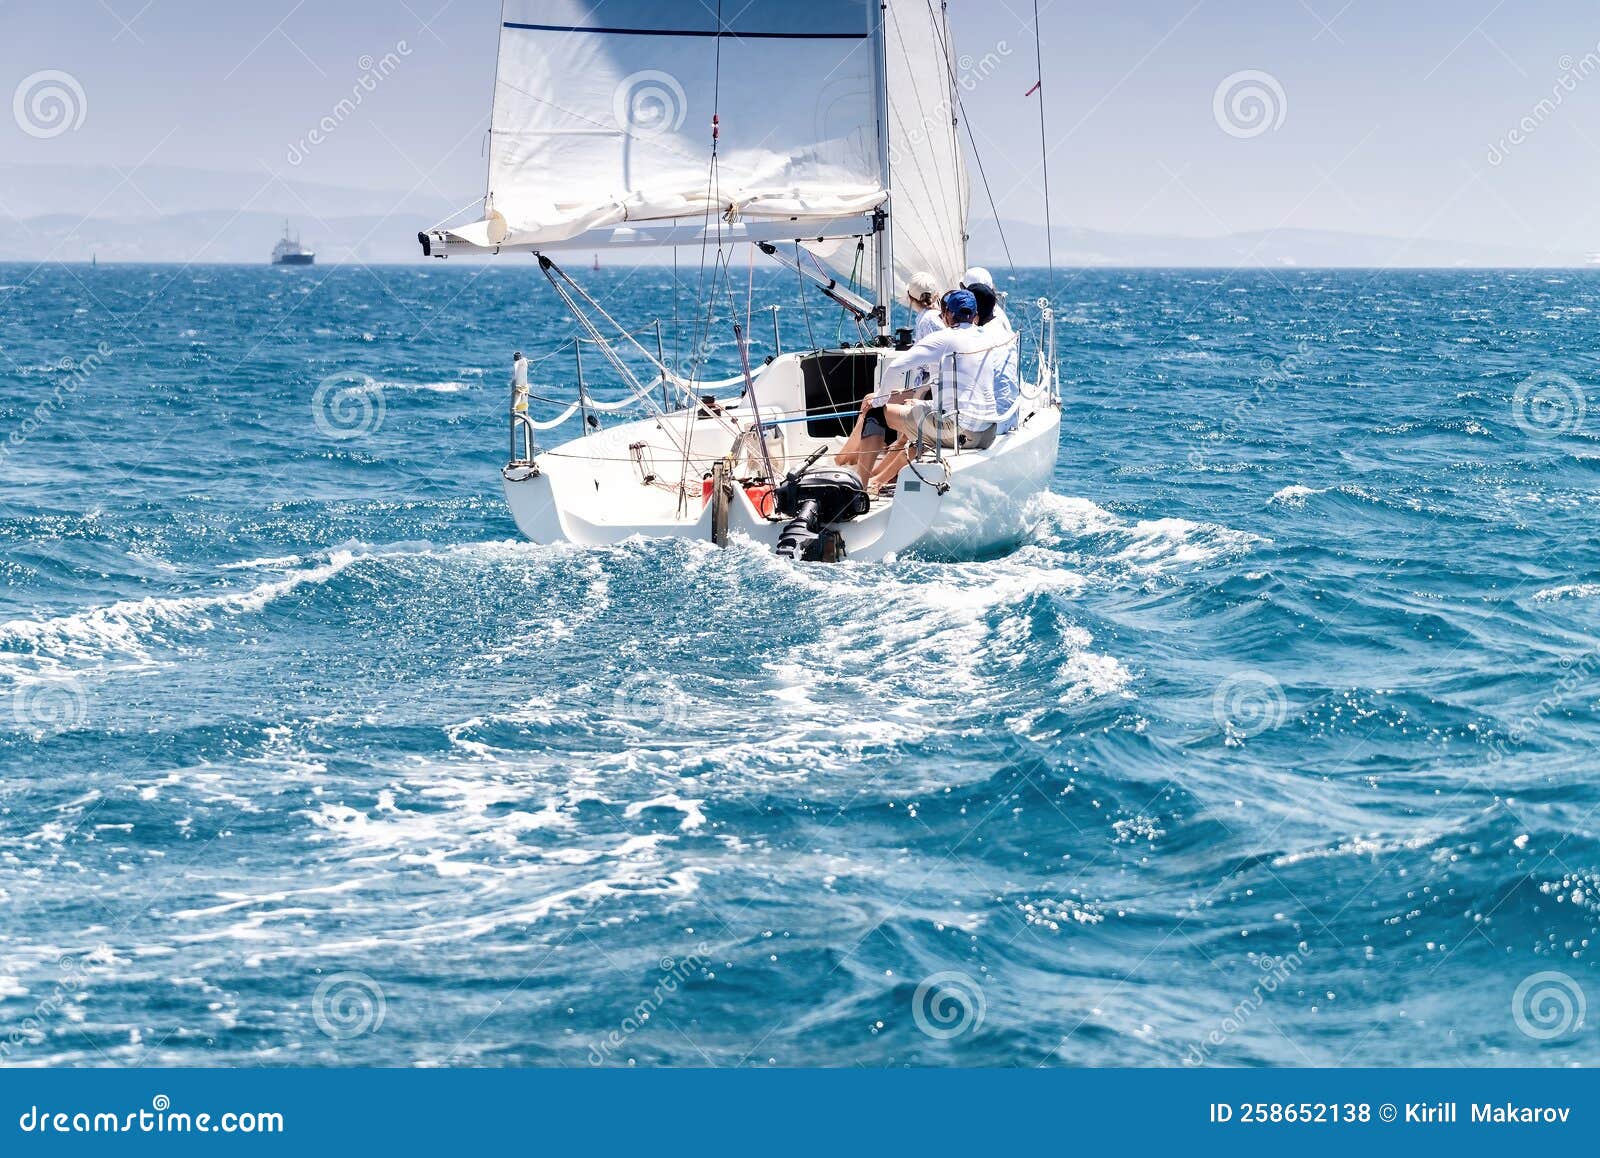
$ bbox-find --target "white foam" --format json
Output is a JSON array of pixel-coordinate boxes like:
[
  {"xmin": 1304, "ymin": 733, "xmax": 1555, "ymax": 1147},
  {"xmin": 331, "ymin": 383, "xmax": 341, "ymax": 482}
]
[
  {"xmin": 1271, "ymin": 830, "xmax": 1438, "ymax": 868},
  {"xmin": 1269, "ymin": 484, "xmax": 1324, "ymax": 507},
  {"xmin": 371, "ymin": 380, "xmax": 470, "ymax": 394},
  {"xmin": 624, "ymin": 793, "xmax": 707, "ymax": 831},
  {"xmin": 0, "ymin": 539, "xmax": 549, "ymax": 680},
  {"xmin": 1534, "ymin": 583, "xmax": 1600, "ymax": 602}
]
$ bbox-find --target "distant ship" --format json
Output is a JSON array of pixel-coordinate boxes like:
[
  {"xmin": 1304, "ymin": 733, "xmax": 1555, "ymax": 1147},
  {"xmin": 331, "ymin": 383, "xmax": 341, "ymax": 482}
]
[{"xmin": 271, "ymin": 222, "xmax": 315, "ymax": 266}]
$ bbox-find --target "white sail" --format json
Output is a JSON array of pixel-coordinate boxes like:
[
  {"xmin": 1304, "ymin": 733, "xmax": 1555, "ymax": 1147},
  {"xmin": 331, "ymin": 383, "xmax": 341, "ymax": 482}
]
[
  {"xmin": 445, "ymin": 0, "xmax": 887, "ymax": 251},
  {"xmin": 882, "ymin": 0, "xmax": 969, "ymax": 294},
  {"xmin": 802, "ymin": 1, "xmax": 968, "ymax": 310}
]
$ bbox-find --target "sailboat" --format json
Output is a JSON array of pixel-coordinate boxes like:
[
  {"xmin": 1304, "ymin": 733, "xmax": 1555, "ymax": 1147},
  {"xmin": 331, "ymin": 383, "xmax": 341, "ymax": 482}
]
[{"xmin": 418, "ymin": 1, "xmax": 1060, "ymax": 561}]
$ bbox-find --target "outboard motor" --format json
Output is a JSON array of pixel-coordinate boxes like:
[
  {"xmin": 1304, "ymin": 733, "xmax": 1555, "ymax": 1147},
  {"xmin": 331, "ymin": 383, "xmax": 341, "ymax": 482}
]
[{"xmin": 773, "ymin": 459, "xmax": 869, "ymax": 562}]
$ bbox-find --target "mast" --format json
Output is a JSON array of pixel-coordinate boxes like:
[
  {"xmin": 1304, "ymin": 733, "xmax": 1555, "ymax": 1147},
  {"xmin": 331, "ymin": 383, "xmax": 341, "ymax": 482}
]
[{"xmin": 871, "ymin": 0, "xmax": 894, "ymax": 341}]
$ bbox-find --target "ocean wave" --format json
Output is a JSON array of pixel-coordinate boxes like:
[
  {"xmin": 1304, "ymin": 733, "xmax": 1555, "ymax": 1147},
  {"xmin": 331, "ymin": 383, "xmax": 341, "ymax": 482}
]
[{"xmin": 0, "ymin": 539, "xmax": 543, "ymax": 679}]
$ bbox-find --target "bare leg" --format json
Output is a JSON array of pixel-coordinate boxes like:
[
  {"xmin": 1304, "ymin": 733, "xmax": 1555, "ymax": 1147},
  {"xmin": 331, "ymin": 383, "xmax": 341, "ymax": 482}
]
[
  {"xmin": 866, "ymin": 445, "xmax": 911, "ymax": 494},
  {"xmin": 833, "ymin": 398, "xmax": 875, "ymax": 471},
  {"xmin": 846, "ymin": 435, "xmax": 887, "ymax": 484}
]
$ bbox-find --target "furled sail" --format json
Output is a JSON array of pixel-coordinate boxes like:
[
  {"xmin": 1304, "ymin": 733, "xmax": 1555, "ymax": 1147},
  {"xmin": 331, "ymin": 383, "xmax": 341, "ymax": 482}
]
[{"xmin": 444, "ymin": 0, "xmax": 887, "ymax": 251}]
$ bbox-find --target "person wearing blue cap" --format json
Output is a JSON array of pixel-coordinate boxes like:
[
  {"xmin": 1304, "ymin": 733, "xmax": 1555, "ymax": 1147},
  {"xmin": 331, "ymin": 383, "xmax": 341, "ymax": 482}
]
[{"xmin": 858, "ymin": 287, "xmax": 1002, "ymax": 490}]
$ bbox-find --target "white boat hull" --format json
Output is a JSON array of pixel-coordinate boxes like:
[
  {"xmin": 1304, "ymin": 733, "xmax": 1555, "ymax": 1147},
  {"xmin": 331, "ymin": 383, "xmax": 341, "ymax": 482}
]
[{"xmin": 501, "ymin": 349, "xmax": 1061, "ymax": 562}]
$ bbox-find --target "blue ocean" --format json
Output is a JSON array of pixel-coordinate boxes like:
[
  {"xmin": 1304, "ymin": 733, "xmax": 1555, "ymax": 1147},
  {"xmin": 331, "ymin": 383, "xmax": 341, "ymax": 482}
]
[{"xmin": 3, "ymin": 263, "xmax": 1597, "ymax": 1067}]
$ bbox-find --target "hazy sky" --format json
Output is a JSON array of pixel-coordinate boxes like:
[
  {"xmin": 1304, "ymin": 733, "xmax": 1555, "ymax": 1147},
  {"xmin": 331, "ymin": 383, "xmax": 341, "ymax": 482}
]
[{"xmin": 6, "ymin": 0, "xmax": 1600, "ymax": 252}]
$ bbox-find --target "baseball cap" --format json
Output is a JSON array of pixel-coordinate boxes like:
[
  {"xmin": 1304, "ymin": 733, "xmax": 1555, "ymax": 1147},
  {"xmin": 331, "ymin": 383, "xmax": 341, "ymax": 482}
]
[
  {"xmin": 941, "ymin": 288, "xmax": 978, "ymax": 321},
  {"xmin": 960, "ymin": 266, "xmax": 995, "ymax": 290},
  {"xmin": 906, "ymin": 270, "xmax": 940, "ymax": 302}
]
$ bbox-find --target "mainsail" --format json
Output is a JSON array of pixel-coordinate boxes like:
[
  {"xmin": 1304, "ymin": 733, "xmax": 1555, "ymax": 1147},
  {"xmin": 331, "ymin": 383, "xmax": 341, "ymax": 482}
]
[{"xmin": 427, "ymin": 0, "xmax": 969, "ymax": 318}]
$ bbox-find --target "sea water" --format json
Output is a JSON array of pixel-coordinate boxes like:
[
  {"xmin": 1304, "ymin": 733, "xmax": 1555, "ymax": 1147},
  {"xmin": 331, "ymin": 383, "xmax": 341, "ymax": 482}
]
[{"xmin": 2, "ymin": 263, "xmax": 1597, "ymax": 1066}]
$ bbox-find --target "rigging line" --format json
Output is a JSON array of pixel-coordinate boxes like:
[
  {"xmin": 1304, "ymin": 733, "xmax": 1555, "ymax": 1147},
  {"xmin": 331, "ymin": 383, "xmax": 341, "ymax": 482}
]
[
  {"xmin": 1032, "ymin": 0, "xmax": 1056, "ymax": 300},
  {"xmin": 680, "ymin": 0, "xmax": 729, "ymax": 510},
  {"xmin": 537, "ymin": 267, "xmax": 685, "ymax": 446},
  {"xmin": 926, "ymin": 11, "xmax": 1015, "ymax": 283},
  {"xmin": 836, "ymin": 239, "xmax": 865, "ymax": 344},
  {"xmin": 795, "ymin": 243, "xmax": 818, "ymax": 351},
  {"xmin": 893, "ymin": 1, "xmax": 964, "ymax": 268},
  {"xmin": 543, "ymin": 262, "xmax": 683, "ymax": 385},
  {"xmin": 745, "ymin": 244, "xmax": 755, "ymax": 344}
]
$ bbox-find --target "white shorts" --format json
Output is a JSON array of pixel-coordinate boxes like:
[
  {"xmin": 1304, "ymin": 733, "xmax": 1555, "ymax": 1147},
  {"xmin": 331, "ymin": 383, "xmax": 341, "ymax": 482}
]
[{"xmin": 907, "ymin": 401, "xmax": 995, "ymax": 450}]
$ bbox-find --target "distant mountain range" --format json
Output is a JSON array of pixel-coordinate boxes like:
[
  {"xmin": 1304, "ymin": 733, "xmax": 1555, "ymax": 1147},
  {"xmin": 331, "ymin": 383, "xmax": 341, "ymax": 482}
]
[
  {"xmin": 963, "ymin": 219, "xmax": 1590, "ymax": 270},
  {"xmin": 1, "ymin": 163, "xmax": 1592, "ymax": 268}
]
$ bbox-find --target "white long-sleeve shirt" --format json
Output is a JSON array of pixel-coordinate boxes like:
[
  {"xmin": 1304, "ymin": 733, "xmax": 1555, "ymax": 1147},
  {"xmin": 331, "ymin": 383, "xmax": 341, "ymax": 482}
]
[
  {"xmin": 879, "ymin": 322, "xmax": 1000, "ymax": 430},
  {"xmin": 912, "ymin": 305, "xmax": 945, "ymax": 342},
  {"xmin": 982, "ymin": 312, "xmax": 1021, "ymax": 432}
]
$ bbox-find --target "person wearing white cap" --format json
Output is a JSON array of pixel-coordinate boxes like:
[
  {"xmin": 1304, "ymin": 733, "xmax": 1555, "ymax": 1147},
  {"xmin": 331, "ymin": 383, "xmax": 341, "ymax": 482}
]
[
  {"xmin": 962, "ymin": 268, "xmax": 1019, "ymax": 434},
  {"xmin": 961, "ymin": 266, "xmax": 1009, "ymax": 328},
  {"xmin": 907, "ymin": 270, "xmax": 947, "ymax": 342}
]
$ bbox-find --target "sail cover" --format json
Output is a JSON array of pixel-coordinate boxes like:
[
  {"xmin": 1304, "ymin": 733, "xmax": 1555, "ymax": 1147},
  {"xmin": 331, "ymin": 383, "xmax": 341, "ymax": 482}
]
[{"xmin": 452, "ymin": 0, "xmax": 887, "ymax": 250}]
